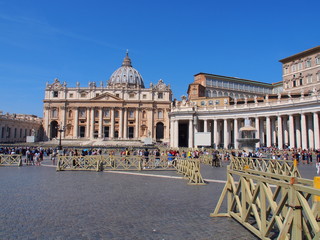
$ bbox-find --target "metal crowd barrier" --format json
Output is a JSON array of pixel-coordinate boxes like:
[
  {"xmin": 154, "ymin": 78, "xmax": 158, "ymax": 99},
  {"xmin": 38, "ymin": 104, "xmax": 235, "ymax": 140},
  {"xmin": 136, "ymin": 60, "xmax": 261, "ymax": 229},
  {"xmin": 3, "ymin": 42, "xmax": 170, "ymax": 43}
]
[{"xmin": 0, "ymin": 154, "xmax": 22, "ymax": 166}]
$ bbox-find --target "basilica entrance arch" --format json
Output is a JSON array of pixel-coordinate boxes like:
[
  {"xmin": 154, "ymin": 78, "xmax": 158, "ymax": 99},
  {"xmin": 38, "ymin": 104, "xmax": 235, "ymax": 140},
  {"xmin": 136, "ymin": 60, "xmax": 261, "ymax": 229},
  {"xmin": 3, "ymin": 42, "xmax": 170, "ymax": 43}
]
[
  {"xmin": 156, "ymin": 122, "xmax": 164, "ymax": 140},
  {"xmin": 50, "ymin": 121, "xmax": 58, "ymax": 139}
]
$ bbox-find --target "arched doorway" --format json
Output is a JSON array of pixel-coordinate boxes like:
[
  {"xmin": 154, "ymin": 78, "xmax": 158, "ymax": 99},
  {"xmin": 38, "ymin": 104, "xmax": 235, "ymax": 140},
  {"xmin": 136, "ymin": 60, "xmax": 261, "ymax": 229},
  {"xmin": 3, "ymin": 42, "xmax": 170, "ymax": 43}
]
[
  {"xmin": 50, "ymin": 121, "xmax": 58, "ymax": 139},
  {"xmin": 156, "ymin": 122, "xmax": 164, "ymax": 140}
]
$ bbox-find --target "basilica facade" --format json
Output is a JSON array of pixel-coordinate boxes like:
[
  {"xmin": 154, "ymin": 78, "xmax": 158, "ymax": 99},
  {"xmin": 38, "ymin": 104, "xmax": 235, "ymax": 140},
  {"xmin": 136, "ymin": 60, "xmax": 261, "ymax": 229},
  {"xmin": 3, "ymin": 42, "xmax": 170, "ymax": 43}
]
[{"xmin": 43, "ymin": 53, "xmax": 172, "ymax": 144}]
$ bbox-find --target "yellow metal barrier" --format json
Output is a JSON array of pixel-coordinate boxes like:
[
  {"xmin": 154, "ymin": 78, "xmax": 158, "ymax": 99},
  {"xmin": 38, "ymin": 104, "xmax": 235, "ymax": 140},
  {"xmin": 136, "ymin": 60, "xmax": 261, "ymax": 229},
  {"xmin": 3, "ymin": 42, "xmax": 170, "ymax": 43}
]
[
  {"xmin": 56, "ymin": 155, "xmax": 102, "ymax": 171},
  {"xmin": 0, "ymin": 154, "xmax": 22, "ymax": 166},
  {"xmin": 211, "ymin": 162, "xmax": 320, "ymax": 239}
]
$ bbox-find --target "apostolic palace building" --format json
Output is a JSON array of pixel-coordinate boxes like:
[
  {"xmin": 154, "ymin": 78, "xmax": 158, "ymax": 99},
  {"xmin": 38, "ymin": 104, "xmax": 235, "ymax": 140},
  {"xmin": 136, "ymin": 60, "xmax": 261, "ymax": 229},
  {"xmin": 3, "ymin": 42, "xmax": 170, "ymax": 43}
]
[{"xmin": 42, "ymin": 46, "xmax": 320, "ymax": 150}]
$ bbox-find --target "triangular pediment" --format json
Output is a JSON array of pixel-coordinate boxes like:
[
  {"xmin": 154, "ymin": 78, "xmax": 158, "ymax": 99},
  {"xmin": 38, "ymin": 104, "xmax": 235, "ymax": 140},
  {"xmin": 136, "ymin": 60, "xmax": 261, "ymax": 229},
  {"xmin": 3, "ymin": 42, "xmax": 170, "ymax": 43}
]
[{"xmin": 90, "ymin": 92, "xmax": 123, "ymax": 101}]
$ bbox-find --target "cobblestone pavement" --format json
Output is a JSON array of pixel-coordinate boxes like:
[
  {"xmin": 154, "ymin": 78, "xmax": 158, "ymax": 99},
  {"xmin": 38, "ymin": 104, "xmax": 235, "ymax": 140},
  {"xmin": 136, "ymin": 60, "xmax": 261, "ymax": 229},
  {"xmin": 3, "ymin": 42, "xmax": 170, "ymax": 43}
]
[{"xmin": 0, "ymin": 158, "xmax": 317, "ymax": 240}]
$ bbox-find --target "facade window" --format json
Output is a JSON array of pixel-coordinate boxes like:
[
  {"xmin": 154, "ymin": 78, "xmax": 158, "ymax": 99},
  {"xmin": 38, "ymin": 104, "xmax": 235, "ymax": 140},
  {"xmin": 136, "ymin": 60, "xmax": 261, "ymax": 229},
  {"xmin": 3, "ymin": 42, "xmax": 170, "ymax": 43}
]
[
  {"xmin": 316, "ymin": 56, "xmax": 320, "ymax": 65},
  {"xmin": 299, "ymin": 78, "xmax": 303, "ymax": 85},
  {"xmin": 53, "ymin": 91, "xmax": 58, "ymax": 98},
  {"xmin": 293, "ymin": 80, "xmax": 296, "ymax": 87},
  {"xmin": 104, "ymin": 109, "xmax": 110, "ymax": 118},
  {"xmin": 52, "ymin": 108, "xmax": 58, "ymax": 118},
  {"xmin": 20, "ymin": 129, "xmax": 22, "ymax": 138},
  {"xmin": 69, "ymin": 93, "xmax": 73, "ymax": 98},
  {"xmin": 158, "ymin": 92, "xmax": 163, "ymax": 99},
  {"xmin": 215, "ymin": 100, "xmax": 220, "ymax": 105},
  {"xmin": 298, "ymin": 62, "xmax": 302, "ymax": 70},
  {"xmin": 317, "ymin": 72, "xmax": 320, "ymax": 82},
  {"xmin": 142, "ymin": 94, "xmax": 147, "ymax": 99},
  {"xmin": 14, "ymin": 128, "xmax": 17, "ymax": 138},
  {"xmin": 307, "ymin": 75, "xmax": 313, "ymax": 84},
  {"xmin": 291, "ymin": 64, "xmax": 296, "ymax": 72},
  {"xmin": 68, "ymin": 110, "xmax": 73, "ymax": 118},
  {"xmin": 115, "ymin": 110, "xmax": 119, "ymax": 118},
  {"xmin": 129, "ymin": 110, "xmax": 134, "ymax": 118},
  {"xmin": 158, "ymin": 110, "xmax": 163, "ymax": 119},
  {"xmin": 116, "ymin": 94, "xmax": 120, "ymax": 98},
  {"xmin": 95, "ymin": 109, "xmax": 99, "ymax": 118},
  {"xmin": 79, "ymin": 108, "xmax": 86, "ymax": 118},
  {"xmin": 24, "ymin": 129, "xmax": 27, "ymax": 137},
  {"xmin": 129, "ymin": 93, "xmax": 135, "ymax": 98},
  {"xmin": 305, "ymin": 59, "xmax": 311, "ymax": 68},
  {"xmin": 208, "ymin": 100, "xmax": 213, "ymax": 105},
  {"xmin": 81, "ymin": 93, "xmax": 86, "ymax": 98},
  {"xmin": 201, "ymin": 101, "xmax": 205, "ymax": 106},
  {"xmin": 7, "ymin": 127, "xmax": 11, "ymax": 138},
  {"xmin": 95, "ymin": 93, "xmax": 99, "ymax": 97},
  {"xmin": 142, "ymin": 111, "xmax": 147, "ymax": 119}
]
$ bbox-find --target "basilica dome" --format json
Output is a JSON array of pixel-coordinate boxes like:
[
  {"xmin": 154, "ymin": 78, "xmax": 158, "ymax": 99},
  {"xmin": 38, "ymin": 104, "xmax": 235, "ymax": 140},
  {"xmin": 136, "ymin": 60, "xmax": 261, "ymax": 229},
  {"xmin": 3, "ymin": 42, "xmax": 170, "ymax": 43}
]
[{"xmin": 108, "ymin": 52, "xmax": 145, "ymax": 88}]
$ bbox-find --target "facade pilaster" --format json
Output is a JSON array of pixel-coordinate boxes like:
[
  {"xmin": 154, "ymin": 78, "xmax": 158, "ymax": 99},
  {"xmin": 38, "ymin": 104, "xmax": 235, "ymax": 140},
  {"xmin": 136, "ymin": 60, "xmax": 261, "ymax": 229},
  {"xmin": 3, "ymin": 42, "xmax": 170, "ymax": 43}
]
[
  {"xmin": 90, "ymin": 108, "xmax": 95, "ymax": 139},
  {"xmin": 86, "ymin": 108, "xmax": 90, "ymax": 138},
  {"xmin": 73, "ymin": 108, "xmax": 79, "ymax": 138},
  {"xmin": 98, "ymin": 108, "xmax": 103, "ymax": 138},
  {"xmin": 123, "ymin": 108, "xmax": 127, "ymax": 139},
  {"xmin": 135, "ymin": 108, "xmax": 139, "ymax": 139},
  {"xmin": 271, "ymin": 117, "xmax": 276, "ymax": 147},
  {"xmin": 119, "ymin": 108, "xmax": 123, "ymax": 139},
  {"xmin": 110, "ymin": 108, "xmax": 114, "ymax": 139}
]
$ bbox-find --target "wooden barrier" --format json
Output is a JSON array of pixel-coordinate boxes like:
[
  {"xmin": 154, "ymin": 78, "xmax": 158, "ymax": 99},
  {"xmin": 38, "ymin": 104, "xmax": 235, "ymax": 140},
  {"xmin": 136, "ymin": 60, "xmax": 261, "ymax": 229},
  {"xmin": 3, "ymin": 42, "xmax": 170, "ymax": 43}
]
[
  {"xmin": 211, "ymin": 158, "xmax": 319, "ymax": 239},
  {"xmin": 176, "ymin": 158, "xmax": 206, "ymax": 185},
  {"xmin": 0, "ymin": 154, "xmax": 22, "ymax": 166},
  {"xmin": 56, "ymin": 155, "xmax": 102, "ymax": 171}
]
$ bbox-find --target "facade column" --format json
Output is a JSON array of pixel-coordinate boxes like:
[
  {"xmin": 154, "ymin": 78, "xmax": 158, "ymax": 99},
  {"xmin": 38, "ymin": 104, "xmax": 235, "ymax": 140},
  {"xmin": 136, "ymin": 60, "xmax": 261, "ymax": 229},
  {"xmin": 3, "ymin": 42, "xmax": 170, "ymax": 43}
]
[
  {"xmin": 90, "ymin": 108, "xmax": 95, "ymax": 139},
  {"xmin": 44, "ymin": 107, "xmax": 50, "ymax": 140},
  {"xmin": 61, "ymin": 106, "xmax": 66, "ymax": 138},
  {"xmin": 295, "ymin": 115, "xmax": 301, "ymax": 148},
  {"xmin": 234, "ymin": 118, "xmax": 239, "ymax": 149},
  {"xmin": 223, "ymin": 119, "xmax": 229, "ymax": 149},
  {"xmin": 110, "ymin": 108, "xmax": 114, "ymax": 139},
  {"xmin": 170, "ymin": 119, "xmax": 174, "ymax": 147},
  {"xmin": 204, "ymin": 119, "xmax": 208, "ymax": 132},
  {"xmin": 119, "ymin": 108, "xmax": 123, "ymax": 139},
  {"xmin": 135, "ymin": 108, "xmax": 139, "ymax": 139},
  {"xmin": 271, "ymin": 118, "xmax": 276, "ymax": 147},
  {"xmin": 174, "ymin": 120, "xmax": 179, "ymax": 148},
  {"xmin": 301, "ymin": 113, "xmax": 307, "ymax": 150},
  {"xmin": 314, "ymin": 112, "xmax": 320, "ymax": 150},
  {"xmin": 98, "ymin": 108, "xmax": 103, "ymax": 138},
  {"xmin": 86, "ymin": 108, "xmax": 90, "ymax": 138},
  {"xmin": 73, "ymin": 108, "xmax": 79, "ymax": 138},
  {"xmin": 213, "ymin": 119, "xmax": 218, "ymax": 149},
  {"xmin": 277, "ymin": 115, "xmax": 283, "ymax": 149},
  {"xmin": 255, "ymin": 117, "xmax": 260, "ymax": 148},
  {"xmin": 123, "ymin": 108, "xmax": 127, "ymax": 139},
  {"xmin": 308, "ymin": 114, "xmax": 314, "ymax": 149},
  {"xmin": 188, "ymin": 119, "xmax": 194, "ymax": 148},
  {"xmin": 259, "ymin": 118, "xmax": 265, "ymax": 147},
  {"xmin": 266, "ymin": 116, "xmax": 271, "ymax": 147},
  {"xmin": 289, "ymin": 114, "xmax": 295, "ymax": 148},
  {"xmin": 283, "ymin": 116, "xmax": 289, "ymax": 147}
]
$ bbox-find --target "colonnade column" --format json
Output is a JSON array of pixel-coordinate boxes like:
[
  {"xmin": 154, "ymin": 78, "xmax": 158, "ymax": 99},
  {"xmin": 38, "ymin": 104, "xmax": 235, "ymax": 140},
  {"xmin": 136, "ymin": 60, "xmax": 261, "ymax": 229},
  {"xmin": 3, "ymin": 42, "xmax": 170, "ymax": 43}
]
[
  {"xmin": 223, "ymin": 119, "xmax": 229, "ymax": 149},
  {"xmin": 301, "ymin": 113, "xmax": 307, "ymax": 149},
  {"xmin": 110, "ymin": 108, "xmax": 114, "ymax": 139},
  {"xmin": 135, "ymin": 108, "xmax": 139, "ymax": 139},
  {"xmin": 170, "ymin": 119, "xmax": 174, "ymax": 147},
  {"xmin": 308, "ymin": 115, "xmax": 314, "ymax": 149},
  {"xmin": 277, "ymin": 115, "xmax": 283, "ymax": 149},
  {"xmin": 234, "ymin": 119, "xmax": 239, "ymax": 149},
  {"xmin": 295, "ymin": 116, "xmax": 301, "ymax": 148},
  {"xmin": 266, "ymin": 116, "xmax": 271, "ymax": 147},
  {"xmin": 213, "ymin": 119, "xmax": 218, "ymax": 149},
  {"xmin": 283, "ymin": 116, "xmax": 289, "ymax": 147},
  {"xmin": 188, "ymin": 119, "xmax": 194, "ymax": 148},
  {"xmin": 98, "ymin": 108, "xmax": 103, "ymax": 138},
  {"xmin": 73, "ymin": 108, "xmax": 78, "ymax": 138},
  {"xmin": 204, "ymin": 120, "xmax": 208, "ymax": 132},
  {"xmin": 174, "ymin": 120, "xmax": 179, "ymax": 148},
  {"xmin": 314, "ymin": 112, "xmax": 320, "ymax": 149},
  {"xmin": 255, "ymin": 117, "xmax": 260, "ymax": 148},
  {"xmin": 271, "ymin": 118, "xmax": 276, "ymax": 146},
  {"xmin": 90, "ymin": 108, "xmax": 95, "ymax": 139},
  {"xmin": 289, "ymin": 115, "xmax": 295, "ymax": 148}
]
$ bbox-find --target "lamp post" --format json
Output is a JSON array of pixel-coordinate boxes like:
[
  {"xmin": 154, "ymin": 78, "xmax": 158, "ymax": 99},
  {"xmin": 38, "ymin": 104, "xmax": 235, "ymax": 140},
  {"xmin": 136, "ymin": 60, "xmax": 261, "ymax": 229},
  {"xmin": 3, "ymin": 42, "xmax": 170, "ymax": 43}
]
[{"xmin": 57, "ymin": 124, "xmax": 65, "ymax": 151}]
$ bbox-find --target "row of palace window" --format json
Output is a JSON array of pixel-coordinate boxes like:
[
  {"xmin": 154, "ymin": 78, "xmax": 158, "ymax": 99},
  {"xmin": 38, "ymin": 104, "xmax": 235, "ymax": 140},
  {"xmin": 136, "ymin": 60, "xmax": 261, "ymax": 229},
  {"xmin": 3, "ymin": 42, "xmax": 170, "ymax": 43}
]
[
  {"xmin": 206, "ymin": 90, "xmax": 255, "ymax": 99},
  {"xmin": 283, "ymin": 56, "xmax": 320, "ymax": 74},
  {"xmin": 285, "ymin": 72, "xmax": 320, "ymax": 88},
  {"xmin": 0, "ymin": 127, "xmax": 32, "ymax": 139},
  {"xmin": 51, "ymin": 108, "xmax": 164, "ymax": 120},
  {"xmin": 206, "ymin": 78, "xmax": 272, "ymax": 94}
]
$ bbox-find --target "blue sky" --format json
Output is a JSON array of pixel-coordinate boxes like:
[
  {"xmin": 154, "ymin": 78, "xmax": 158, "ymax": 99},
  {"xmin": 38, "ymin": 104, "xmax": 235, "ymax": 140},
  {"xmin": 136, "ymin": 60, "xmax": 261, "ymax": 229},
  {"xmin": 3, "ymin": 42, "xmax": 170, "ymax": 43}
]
[{"xmin": 0, "ymin": 0, "xmax": 319, "ymax": 117}]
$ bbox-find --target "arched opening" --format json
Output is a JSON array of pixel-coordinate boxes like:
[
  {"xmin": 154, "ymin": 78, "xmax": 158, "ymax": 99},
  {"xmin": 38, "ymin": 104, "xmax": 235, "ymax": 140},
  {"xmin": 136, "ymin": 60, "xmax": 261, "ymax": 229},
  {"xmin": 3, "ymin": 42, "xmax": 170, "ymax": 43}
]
[
  {"xmin": 156, "ymin": 122, "xmax": 164, "ymax": 140},
  {"xmin": 50, "ymin": 121, "xmax": 58, "ymax": 139}
]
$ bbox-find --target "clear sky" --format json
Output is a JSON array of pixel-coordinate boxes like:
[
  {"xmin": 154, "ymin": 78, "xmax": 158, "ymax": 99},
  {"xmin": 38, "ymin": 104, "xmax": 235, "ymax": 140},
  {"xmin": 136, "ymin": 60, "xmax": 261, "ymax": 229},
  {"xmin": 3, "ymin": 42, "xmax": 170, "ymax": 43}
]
[{"xmin": 0, "ymin": 0, "xmax": 319, "ymax": 117}]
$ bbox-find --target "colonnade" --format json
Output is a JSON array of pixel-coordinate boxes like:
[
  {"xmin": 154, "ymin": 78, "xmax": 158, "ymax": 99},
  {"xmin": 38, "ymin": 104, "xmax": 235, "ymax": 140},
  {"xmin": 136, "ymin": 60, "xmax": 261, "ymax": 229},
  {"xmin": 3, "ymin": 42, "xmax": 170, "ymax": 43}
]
[{"xmin": 171, "ymin": 112, "xmax": 320, "ymax": 150}]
